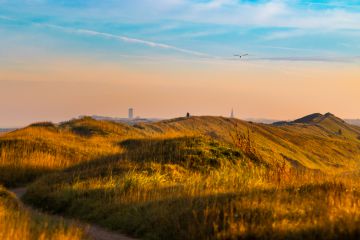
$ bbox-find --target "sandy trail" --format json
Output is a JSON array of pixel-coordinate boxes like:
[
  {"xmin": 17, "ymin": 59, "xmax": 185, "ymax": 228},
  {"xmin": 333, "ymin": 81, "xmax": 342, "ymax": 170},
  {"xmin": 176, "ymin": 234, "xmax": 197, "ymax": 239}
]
[{"xmin": 10, "ymin": 188, "xmax": 137, "ymax": 240}]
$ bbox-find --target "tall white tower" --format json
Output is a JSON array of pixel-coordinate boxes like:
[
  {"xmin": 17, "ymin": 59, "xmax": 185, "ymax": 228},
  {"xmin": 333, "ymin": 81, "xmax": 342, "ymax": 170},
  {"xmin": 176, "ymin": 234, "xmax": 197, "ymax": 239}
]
[{"xmin": 128, "ymin": 108, "xmax": 134, "ymax": 119}]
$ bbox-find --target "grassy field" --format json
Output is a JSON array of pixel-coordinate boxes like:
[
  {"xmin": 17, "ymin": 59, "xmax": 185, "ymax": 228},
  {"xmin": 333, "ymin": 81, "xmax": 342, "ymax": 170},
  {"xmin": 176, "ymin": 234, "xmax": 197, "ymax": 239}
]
[
  {"xmin": 0, "ymin": 186, "xmax": 87, "ymax": 240},
  {"xmin": 0, "ymin": 119, "xmax": 124, "ymax": 187},
  {"xmin": 1, "ymin": 113, "xmax": 360, "ymax": 239},
  {"xmin": 23, "ymin": 137, "xmax": 360, "ymax": 239}
]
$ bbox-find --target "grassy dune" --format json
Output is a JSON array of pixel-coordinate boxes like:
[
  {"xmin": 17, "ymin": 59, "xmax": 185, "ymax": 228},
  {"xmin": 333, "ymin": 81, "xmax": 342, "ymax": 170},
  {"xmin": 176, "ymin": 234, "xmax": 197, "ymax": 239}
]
[
  {"xmin": 24, "ymin": 137, "xmax": 360, "ymax": 239},
  {"xmin": 0, "ymin": 119, "xmax": 123, "ymax": 187},
  {"xmin": 1, "ymin": 114, "xmax": 360, "ymax": 239},
  {"xmin": 0, "ymin": 186, "xmax": 87, "ymax": 240}
]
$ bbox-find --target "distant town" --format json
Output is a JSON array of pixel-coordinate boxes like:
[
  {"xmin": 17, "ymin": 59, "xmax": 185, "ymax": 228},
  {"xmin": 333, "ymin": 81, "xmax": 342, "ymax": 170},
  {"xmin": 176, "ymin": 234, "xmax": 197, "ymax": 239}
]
[
  {"xmin": 84, "ymin": 108, "xmax": 163, "ymax": 126},
  {"xmin": 2, "ymin": 109, "xmax": 360, "ymax": 130},
  {"xmin": 86, "ymin": 108, "xmax": 360, "ymax": 127}
]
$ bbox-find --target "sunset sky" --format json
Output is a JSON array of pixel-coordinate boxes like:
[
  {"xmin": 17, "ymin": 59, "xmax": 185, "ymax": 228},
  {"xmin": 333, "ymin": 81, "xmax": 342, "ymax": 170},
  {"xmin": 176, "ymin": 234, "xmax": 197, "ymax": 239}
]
[{"xmin": 1, "ymin": 0, "xmax": 360, "ymax": 127}]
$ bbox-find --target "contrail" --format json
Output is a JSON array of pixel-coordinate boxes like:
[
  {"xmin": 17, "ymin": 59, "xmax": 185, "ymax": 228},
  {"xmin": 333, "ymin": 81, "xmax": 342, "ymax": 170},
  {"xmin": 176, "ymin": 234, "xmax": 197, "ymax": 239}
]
[
  {"xmin": 6, "ymin": 18, "xmax": 359, "ymax": 63},
  {"xmin": 0, "ymin": 15, "xmax": 15, "ymax": 21},
  {"xmin": 247, "ymin": 56, "xmax": 360, "ymax": 63},
  {"xmin": 40, "ymin": 24, "xmax": 212, "ymax": 58}
]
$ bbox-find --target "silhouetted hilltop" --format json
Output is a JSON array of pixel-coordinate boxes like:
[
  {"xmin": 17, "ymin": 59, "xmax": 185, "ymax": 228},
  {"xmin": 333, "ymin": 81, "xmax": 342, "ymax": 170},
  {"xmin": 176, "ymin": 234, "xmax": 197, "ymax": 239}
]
[
  {"xmin": 293, "ymin": 113, "xmax": 323, "ymax": 124},
  {"xmin": 274, "ymin": 112, "xmax": 343, "ymax": 125},
  {"xmin": 273, "ymin": 112, "xmax": 360, "ymax": 141}
]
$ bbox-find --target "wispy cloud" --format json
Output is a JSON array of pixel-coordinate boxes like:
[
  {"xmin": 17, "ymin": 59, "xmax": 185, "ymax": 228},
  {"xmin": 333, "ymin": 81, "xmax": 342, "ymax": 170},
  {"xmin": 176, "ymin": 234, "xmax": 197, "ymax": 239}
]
[
  {"xmin": 1, "ymin": 1, "xmax": 359, "ymax": 65},
  {"xmin": 0, "ymin": 15, "xmax": 14, "ymax": 21},
  {"xmin": 263, "ymin": 29, "xmax": 307, "ymax": 41},
  {"xmin": 4, "ymin": 1, "xmax": 360, "ymax": 29},
  {"xmin": 255, "ymin": 45, "xmax": 331, "ymax": 53},
  {"xmin": 249, "ymin": 56, "xmax": 360, "ymax": 63},
  {"xmin": 300, "ymin": 1, "xmax": 360, "ymax": 9},
  {"xmin": 139, "ymin": 0, "xmax": 360, "ymax": 30},
  {"xmin": 40, "ymin": 24, "xmax": 211, "ymax": 58},
  {"xmin": 26, "ymin": 23, "xmax": 360, "ymax": 64},
  {"xmin": 194, "ymin": 0, "xmax": 237, "ymax": 10}
]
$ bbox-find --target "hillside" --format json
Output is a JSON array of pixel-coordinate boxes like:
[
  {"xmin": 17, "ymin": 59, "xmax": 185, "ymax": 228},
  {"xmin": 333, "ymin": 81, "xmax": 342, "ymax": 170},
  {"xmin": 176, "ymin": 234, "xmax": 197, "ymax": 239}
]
[
  {"xmin": 0, "ymin": 128, "xmax": 17, "ymax": 137},
  {"xmin": 274, "ymin": 112, "xmax": 360, "ymax": 141},
  {"xmin": 1, "ymin": 113, "xmax": 360, "ymax": 187},
  {"xmin": 2, "ymin": 114, "xmax": 360, "ymax": 239},
  {"xmin": 0, "ymin": 186, "xmax": 86, "ymax": 240},
  {"xmin": 136, "ymin": 114, "xmax": 360, "ymax": 171}
]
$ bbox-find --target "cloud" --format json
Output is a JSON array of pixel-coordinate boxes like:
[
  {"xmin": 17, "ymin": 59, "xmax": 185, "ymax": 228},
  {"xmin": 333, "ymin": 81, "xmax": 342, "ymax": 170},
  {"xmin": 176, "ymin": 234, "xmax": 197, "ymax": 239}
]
[
  {"xmin": 0, "ymin": 15, "xmax": 14, "ymax": 21},
  {"xmin": 249, "ymin": 56, "xmax": 360, "ymax": 63},
  {"xmin": 2, "ymin": 2, "xmax": 358, "ymax": 65},
  {"xmin": 301, "ymin": 1, "xmax": 360, "ymax": 9},
  {"xmin": 263, "ymin": 29, "xmax": 307, "ymax": 40},
  {"xmin": 20, "ymin": 23, "xmax": 360, "ymax": 64},
  {"xmin": 3, "ymin": 1, "xmax": 360, "ymax": 30},
  {"xmin": 255, "ymin": 45, "xmax": 324, "ymax": 53},
  {"xmin": 129, "ymin": 0, "xmax": 360, "ymax": 30},
  {"xmin": 40, "ymin": 24, "xmax": 212, "ymax": 58},
  {"xmin": 194, "ymin": 0, "xmax": 237, "ymax": 10}
]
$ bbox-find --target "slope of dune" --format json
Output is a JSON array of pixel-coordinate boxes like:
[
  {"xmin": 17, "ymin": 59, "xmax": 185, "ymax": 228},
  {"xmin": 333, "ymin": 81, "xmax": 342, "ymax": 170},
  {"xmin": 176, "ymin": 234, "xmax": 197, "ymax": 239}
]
[
  {"xmin": 137, "ymin": 114, "xmax": 360, "ymax": 171},
  {"xmin": 2, "ymin": 114, "xmax": 360, "ymax": 239},
  {"xmin": 18, "ymin": 114, "xmax": 360, "ymax": 240},
  {"xmin": 1, "ymin": 113, "xmax": 360, "ymax": 188}
]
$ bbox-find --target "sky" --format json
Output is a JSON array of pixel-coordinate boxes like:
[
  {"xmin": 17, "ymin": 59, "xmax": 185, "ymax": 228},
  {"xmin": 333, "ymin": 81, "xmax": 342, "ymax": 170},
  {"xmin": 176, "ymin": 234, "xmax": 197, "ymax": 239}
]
[{"xmin": 0, "ymin": 0, "xmax": 360, "ymax": 127}]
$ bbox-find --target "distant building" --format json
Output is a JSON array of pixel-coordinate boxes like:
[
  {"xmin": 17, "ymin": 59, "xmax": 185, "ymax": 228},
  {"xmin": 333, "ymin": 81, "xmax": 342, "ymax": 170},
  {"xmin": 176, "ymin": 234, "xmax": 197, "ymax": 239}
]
[
  {"xmin": 186, "ymin": 112, "xmax": 190, "ymax": 118},
  {"xmin": 128, "ymin": 108, "xmax": 134, "ymax": 119},
  {"xmin": 231, "ymin": 109, "xmax": 234, "ymax": 118}
]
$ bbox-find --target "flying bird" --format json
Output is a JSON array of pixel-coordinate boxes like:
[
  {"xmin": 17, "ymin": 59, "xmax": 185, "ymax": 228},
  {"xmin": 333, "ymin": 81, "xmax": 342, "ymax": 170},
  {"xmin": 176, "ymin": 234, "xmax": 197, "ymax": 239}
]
[{"xmin": 234, "ymin": 54, "xmax": 249, "ymax": 58}]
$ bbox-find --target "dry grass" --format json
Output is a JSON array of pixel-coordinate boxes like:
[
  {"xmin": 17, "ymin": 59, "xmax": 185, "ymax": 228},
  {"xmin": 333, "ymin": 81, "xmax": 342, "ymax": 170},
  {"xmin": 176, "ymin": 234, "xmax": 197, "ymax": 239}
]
[
  {"xmin": 2, "ymin": 116, "xmax": 360, "ymax": 239},
  {"xmin": 2, "ymin": 116, "xmax": 359, "ymax": 187},
  {"xmin": 0, "ymin": 186, "xmax": 87, "ymax": 240},
  {"xmin": 0, "ymin": 121, "xmax": 121, "ymax": 187},
  {"xmin": 24, "ymin": 137, "xmax": 360, "ymax": 240}
]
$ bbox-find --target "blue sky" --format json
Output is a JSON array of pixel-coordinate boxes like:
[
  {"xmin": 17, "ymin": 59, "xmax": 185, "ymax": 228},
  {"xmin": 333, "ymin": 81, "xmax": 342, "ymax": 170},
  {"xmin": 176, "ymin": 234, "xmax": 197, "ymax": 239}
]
[
  {"xmin": 1, "ymin": 0, "xmax": 360, "ymax": 63},
  {"xmin": 1, "ymin": 1, "xmax": 360, "ymax": 126}
]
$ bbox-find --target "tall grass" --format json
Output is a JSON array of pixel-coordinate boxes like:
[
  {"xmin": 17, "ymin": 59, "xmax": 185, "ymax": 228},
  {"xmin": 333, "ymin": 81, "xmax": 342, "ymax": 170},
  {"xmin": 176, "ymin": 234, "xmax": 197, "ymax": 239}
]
[
  {"xmin": 0, "ymin": 123, "xmax": 121, "ymax": 187},
  {"xmin": 2, "ymin": 116, "xmax": 360, "ymax": 239},
  {"xmin": 24, "ymin": 136, "xmax": 360, "ymax": 240},
  {"xmin": 0, "ymin": 186, "xmax": 87, "ymax": 240}
]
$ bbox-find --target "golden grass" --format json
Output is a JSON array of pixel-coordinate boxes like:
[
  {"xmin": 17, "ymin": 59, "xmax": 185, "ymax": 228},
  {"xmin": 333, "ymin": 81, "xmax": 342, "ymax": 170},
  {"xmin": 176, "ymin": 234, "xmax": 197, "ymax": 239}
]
[
  {"xmin": 2, "ymin": 115, "xmax": 359, "ymax": 187},
  {"xmin": 0, "ymin": 186, "xmax": 87, "ymax": 240},
  {"xmin": 0, "ymin": 122, "xmax": 121, "ymax": 187},
  {"xmin": 26, "ymin": 162, "xmax": 360, "ymax": 239},
  {"xmin": 2, "ymin": 116, "xmax": 360, "ymax": 239},
  {"xmin": 24, "ymin": 136, "xmax": 360, "ymax": 240}
]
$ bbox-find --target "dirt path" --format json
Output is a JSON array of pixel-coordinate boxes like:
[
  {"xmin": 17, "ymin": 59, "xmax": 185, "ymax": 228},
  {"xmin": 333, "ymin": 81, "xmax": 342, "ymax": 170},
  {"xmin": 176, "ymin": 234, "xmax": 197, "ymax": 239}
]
[
  {"xmin": 11, "ymin": 188, "xmax": 137, "ymax": 240},
  {"xmin": 12, "ymin": 187, "xmax": 27, "ymax": 198}
]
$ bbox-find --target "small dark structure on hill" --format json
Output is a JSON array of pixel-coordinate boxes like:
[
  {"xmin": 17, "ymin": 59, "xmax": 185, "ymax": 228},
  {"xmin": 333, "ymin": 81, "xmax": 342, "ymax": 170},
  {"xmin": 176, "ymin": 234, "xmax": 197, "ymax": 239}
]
[{"xmin": 186, "ymin": 113, "xmax": 190, "ymax": 118}]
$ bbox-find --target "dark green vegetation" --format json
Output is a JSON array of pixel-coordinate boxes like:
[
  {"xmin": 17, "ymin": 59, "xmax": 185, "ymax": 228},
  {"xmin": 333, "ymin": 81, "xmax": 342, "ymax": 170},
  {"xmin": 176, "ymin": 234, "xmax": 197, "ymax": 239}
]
[{"xmin": 2, "ymin": 113, "xmax": 360, "ymax": 239}]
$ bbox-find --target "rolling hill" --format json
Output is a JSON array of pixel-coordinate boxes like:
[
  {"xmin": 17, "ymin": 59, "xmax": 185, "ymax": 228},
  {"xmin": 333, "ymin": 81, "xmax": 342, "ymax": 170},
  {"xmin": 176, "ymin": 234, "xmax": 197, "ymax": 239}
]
[
  {"xmin": 2, "ymin": 113, "xmax": 360, "ymax": 239},
  {"xmin": 0, "ymin": 186, "xmax": 86, "ymax": 240},
  {"xmin": 134, "ymin": 113, "xmax": 360, "ymax": 171},
  {"xmin": 1, "ymin": 113, "xmax": 360, "ymax": 187}
]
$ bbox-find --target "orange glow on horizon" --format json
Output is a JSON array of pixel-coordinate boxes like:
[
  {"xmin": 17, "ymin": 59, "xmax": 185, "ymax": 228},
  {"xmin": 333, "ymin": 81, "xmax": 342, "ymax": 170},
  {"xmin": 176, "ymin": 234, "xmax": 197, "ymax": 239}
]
[{"xmin": 1, "ymin": 57, "xmax": 359, "ymax": 127}]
